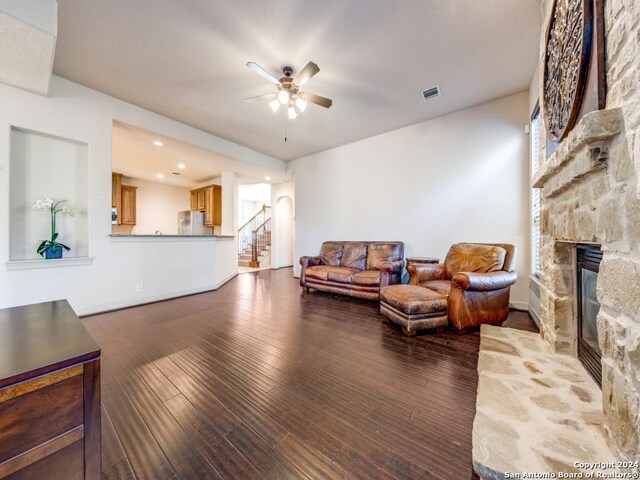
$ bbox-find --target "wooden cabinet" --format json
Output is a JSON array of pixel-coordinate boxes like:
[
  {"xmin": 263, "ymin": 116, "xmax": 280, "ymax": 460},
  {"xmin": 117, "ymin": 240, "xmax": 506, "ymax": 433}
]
[
  {"xmin": 111, "ymin": 173, "xmax": 122, "ymax": 209},
  {"xmin": 204, "ymin": 186, "xmax": 214, "ymax": 226},
  {"xmin": 120, "ymin": 185, "xmax": 137, "ymax": 225},
  {"xmin": 112, "ymin": 173, "xmax": 123, "ymax": 225},
  {"xmin": 213, "ymin": 185, "xmax": 222, "ymax": 227},
  {"xmin": 191, "ymin": 185, "xmax": 222, "ymax": 227},
  {"xmin": 0, "ymin": 300, "xmax": 101, "ymax": 480},
  {"xmin": 112, "ymin": 173, "xmax": 135, "ymax": 227},
  {"xmin": 197, "ymin": 190, "xmax": 205, "ymax": 210}
]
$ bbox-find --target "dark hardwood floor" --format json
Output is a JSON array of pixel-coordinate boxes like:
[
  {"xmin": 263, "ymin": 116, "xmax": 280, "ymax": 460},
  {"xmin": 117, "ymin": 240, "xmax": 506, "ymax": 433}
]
[{"xmin": 83, "ymin": 269, "xmax": 537, "ymax": 480}]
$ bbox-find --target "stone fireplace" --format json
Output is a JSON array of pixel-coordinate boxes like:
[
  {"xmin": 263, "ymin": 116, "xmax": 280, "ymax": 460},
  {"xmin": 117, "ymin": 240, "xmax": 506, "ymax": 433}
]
[
  {"xmin": 533, "ymin": 105, "xmax": 640, "ymax": 460},
  {"xmin": 531, "ymin": 1, "xmax": 640, "ymax": 461}
]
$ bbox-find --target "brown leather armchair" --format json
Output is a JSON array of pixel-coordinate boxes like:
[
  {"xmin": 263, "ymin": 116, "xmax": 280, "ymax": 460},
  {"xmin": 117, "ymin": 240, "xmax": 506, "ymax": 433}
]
[{"xmin": 407, "ymin": 243, "xmax": 517, "ymax": 333}]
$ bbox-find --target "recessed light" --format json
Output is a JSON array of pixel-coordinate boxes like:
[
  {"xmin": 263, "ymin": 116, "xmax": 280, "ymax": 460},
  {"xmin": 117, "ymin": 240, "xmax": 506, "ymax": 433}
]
[
  {"xmin": 153, "ymin": 141, "xmax": 163, "ymax": 146},
  {"xmin": 265, "ymin": 176, "xmax": 271, "ymax": 181},
  {"xmin": 156, "ymin": 173, "xmax": 164, "ymax": 179},
  {"xmin": 177, "ymin": 163, "xmax": 186, "ymax": 169}
]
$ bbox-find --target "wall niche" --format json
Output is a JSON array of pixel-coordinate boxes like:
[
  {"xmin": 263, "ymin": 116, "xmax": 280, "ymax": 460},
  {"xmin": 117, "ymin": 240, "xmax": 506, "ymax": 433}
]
[{"xmin": 9, "ymin": 127, "xmax": 89, "ymax": 261}]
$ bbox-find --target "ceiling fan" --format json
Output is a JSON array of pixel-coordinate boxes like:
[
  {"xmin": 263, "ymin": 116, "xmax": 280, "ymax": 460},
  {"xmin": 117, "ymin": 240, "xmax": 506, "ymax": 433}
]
[{"xmin": 245, "ymin": 61, "xmax": 333, "ymax": 119}]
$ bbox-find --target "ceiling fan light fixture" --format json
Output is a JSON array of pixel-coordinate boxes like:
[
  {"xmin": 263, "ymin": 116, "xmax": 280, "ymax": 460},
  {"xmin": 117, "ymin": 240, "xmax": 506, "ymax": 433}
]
[
  {"xmin": 288, "ymin": 105, "xmax": 297, "ymax": 120},
  {"xmin": 269, "ymin": 99, "xmax": 281, "ymax": 113},
  {"xmin": 295, "ymin": 97, "xmax": 307, "ymax": 112},
  {"xmin": 277, "ymin": 89, "xmax": 290, "ymax": 105}
]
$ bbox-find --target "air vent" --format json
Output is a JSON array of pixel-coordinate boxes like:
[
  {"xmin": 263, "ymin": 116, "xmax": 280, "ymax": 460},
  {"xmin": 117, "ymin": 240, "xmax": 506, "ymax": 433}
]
[{"xmin": 421, "ymin": 86, "xmax": 441, "ymax": 101}]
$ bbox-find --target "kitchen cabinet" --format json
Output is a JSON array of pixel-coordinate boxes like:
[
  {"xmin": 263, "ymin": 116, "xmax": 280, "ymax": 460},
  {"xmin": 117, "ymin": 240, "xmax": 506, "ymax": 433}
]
[
  {"xmin": 121, "ymin": 185, "xmax": 137, "ymax": 225},
  {"xmin": 204, "ymin": 187, "xmax": 214, "ymax": 226},
  {"xmin": 213, "ymin": 185, "xmax": 222, "ymax": 227},
  {"xmin": 191, "ymin": 185, "xmax": 222, "ymax": 227},
  {"xmin": 197, "ymin": 190, "xmax": 205, "ymax": 210},
  {"xmin": 112, "ymin": 173, "xmax": 123, "ymax": 225},
  {"xmin": 190, "ymin": 191, "xmax": 198, "ymax": 211}
]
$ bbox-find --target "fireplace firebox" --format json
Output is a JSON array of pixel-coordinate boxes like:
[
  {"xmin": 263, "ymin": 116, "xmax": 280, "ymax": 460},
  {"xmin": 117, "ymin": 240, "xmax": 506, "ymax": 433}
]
[{"xmin": 576, "ymin": 244, "xmax": 603, "ymax": 386}]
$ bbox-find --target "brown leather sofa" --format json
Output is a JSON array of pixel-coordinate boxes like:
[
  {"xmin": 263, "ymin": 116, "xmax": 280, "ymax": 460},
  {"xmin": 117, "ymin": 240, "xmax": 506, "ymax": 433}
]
[
  {"xmin": 407, "ymin": 243, "xmax": 517, "ymax": 333},
  {"xmin": 300, "ymin": 241, "xmax": 404, "ymax": 300}
]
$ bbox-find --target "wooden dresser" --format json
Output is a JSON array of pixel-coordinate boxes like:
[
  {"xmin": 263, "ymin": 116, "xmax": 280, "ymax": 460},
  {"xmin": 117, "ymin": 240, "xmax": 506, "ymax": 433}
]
[{"xmin": 0, "ymin": 301, "xmax": 101, "ymax": 480}]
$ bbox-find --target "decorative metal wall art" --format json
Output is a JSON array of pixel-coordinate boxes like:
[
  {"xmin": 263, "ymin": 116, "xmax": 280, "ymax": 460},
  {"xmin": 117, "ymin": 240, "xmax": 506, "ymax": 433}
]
[{"xmin": 543, "ymin": 0, "xmax": 593, "ymax": 142}]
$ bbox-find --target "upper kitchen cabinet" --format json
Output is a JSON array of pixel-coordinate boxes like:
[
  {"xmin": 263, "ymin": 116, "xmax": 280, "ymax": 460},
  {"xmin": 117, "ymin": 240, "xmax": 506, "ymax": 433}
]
[
  {"xmin": 197, "ymin": 189, "xmax": 205, "ymax": 210},
  {"xmin": 120, "ymin": 185, "xmax": 137, "ymax": 225},
  {"xmin": 112, "ymin": 172, "xmax": 122, "ymax": 209},
  {"xmin": 112, "ymin": 172, "xmax": 136, "ymax": 226},
  {"xmin": 191, "ymin": 184, "xmax": 221, "ymax": 227},
  {"xmin": 190, "ymin": 190, "xmax": 198, "ymax": 211}
]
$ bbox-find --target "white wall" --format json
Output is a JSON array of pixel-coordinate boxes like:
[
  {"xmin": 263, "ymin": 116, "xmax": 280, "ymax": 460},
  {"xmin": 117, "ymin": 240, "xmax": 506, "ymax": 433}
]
[
  {"xmin": 0, "ymin": 75, "xmax": 285, "ymax": 315},
  {"xmin": 220, "ymin": 172, "xmax": 238, "ymax": 237},
  {"xmin": 10, "ymin": 128, "xmax": 88, "ymax": 260},
  {"xmin": 238, "ymin": 183, "xmax": 271, "ymax": 224},
  {"xmin": 122, "ymin": 176, "xmax": 191, "ymax": 235},
  {"xmin": 289, "ymin": 92, "xmax": 531, "ymax": 308}
]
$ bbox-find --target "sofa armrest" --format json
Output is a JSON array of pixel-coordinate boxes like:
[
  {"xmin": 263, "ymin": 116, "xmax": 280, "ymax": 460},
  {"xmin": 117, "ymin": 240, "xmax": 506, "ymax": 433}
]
[
  {"xmin": 375, "ymin": 259, "xmax": 405, "ymax": 274},
  {"xmin": 300, "ymin": 256, "xmax": 323, "ymax": 268},
  {"xmin": 451, "ymin": 271, "xmax": 517, "ymax": 291},
  {"xmin": 377, "ymin": 260, "xmax": 405, "ymax": 288},
  {"xmin": 407, "ymin": 263, "xmax": 446, "ymax": 284}
]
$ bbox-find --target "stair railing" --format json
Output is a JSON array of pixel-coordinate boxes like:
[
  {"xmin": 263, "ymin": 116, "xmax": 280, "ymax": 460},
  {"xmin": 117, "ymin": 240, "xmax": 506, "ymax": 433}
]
[
  {"xmin": 238, "ymin": 204, "xmax": 271, "ymax": 256},
  {"xmin": 251, "ymin": 217, "xmax": 271, "ymax": 266}
]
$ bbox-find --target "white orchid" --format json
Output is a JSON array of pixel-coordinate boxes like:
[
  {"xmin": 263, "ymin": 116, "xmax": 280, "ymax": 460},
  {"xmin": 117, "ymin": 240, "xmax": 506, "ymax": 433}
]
[
  {"xmin": 32, "ymin": 196, "xmax": 54, "ymax": 209},
  {"xmin": 33, "ymin": 197, "xmax": 76, "ymax": 257},
  {"xmin": 60, "ymin": 206, "xmax": 76, "ymax": 217}
]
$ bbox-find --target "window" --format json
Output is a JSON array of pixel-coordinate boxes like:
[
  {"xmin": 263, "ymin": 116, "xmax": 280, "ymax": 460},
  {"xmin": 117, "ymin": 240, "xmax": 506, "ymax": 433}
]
[{"xmin": 531, "ymin": 105, "xmax": 542, "ymax": 277}]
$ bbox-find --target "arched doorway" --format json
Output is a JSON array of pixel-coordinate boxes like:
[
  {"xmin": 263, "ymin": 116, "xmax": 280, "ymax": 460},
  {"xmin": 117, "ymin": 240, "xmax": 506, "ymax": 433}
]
[{"xmin": 275, "ymin": 195, "xmax": 294, "ymax": 267}]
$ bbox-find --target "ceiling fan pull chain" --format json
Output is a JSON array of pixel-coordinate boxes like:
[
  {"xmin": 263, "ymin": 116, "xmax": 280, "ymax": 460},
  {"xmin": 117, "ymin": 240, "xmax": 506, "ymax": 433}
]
[{"xmin": 284, "ymin": 119, "xmax": 288, "ymax": 142}]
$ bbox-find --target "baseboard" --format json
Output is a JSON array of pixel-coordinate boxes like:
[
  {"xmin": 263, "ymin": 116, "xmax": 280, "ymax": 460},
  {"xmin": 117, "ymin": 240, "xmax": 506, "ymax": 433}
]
[
  {"xmin": 528, "ymin": 305, "xmax": 541, "ymax": 328},
  {"xmin": 271, "ymin": 264, "xmax": 293, "ymax": 270},
  {"xmin": 78, "ymin": 271, "xmax": 238, "ymax": 317},
  {"xmin": 509, "ymin": 301, "xmax": 530, "ymax": 311}
]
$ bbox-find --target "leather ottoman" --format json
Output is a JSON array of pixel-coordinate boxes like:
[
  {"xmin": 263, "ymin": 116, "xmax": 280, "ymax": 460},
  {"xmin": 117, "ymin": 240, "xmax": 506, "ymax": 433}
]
[{"xmin": 380, "ymin": 285, "xmax": 448, "ymax": 336}]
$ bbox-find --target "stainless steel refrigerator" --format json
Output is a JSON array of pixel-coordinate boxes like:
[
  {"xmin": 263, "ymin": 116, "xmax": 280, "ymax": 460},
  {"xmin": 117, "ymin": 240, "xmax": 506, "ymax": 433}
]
[{"xmin": 178, "ymin": 211, "xmax": 207, "ymax": 235}]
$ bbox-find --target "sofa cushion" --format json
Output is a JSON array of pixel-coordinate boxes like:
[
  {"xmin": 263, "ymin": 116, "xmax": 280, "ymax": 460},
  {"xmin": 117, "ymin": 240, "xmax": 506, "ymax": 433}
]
[
  {"xmin": 380, "ymin": 285, "xmax": 447, "ymax": 315},
  {"xmin": 327, "ymin": 267, "xmax": 362, "ymax": 283},
  {"xmin": 419, "ymin": 279, "xmax": 451, "ymax": 296},
  {"xmin": 305, "ymin": 265, "xmax": 334, "ymax": 281},
  {"xmin": 319, "ymin": 242, "xmax": 344, "ymax": 266},
  {"xmin": 341, "ymin": 243, "xmax": 367, "ymax": 270},
  {"xmin": 444, "ymin": 244, "xmax": 506, "ymax": 278},
  {"xmin": 352, "ymin": 270, "xmax": 381, "ymax": 286},
  {"xmin": 367, "ymin": 243, "xmax": 402, "ymax": 270}
]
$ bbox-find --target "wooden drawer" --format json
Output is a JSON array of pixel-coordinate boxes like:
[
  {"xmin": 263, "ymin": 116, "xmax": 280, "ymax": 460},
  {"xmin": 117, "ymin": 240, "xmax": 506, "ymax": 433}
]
[
  {"xmin": 6, "ymin": 439, "xmax": 84, "ymax": 480},
  {"xmin": 0, "ymin": 369, "xmax": 83, "ymax": 464}
]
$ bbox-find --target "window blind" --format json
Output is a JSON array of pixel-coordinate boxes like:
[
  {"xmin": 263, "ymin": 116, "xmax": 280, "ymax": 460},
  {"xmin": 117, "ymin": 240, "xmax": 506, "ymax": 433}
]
[{"xmin": 531, "ymin": 107, "xmax": 542, "ymax": 277}]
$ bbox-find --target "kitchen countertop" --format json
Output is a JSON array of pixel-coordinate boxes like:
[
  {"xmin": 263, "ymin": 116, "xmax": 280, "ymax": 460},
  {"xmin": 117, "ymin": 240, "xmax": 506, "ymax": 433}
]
[{"xmin": 109, "ymin": 234, "xmax": 235, "ymax": 238}]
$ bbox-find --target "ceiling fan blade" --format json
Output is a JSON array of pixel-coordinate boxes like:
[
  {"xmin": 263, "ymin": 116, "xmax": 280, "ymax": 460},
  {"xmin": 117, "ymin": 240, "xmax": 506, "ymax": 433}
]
[
  {"xmin": 245, "ymin": 93, "xmax": 277, "ymax": 103},
  {"xmin": 246, "ymin": 62, "xmax": 280, "ymax": 85},
  {"xmin": 300, "ymin": 92, "xmax": 332, "ymax": 108},
  {"xmin": 293, "ymin": 61, "xmax": 320, "ymax": 87}
]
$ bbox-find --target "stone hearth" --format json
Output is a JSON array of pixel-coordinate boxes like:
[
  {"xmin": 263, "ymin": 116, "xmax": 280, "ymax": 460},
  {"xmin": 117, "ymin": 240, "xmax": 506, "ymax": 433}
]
[{"xmin": 473, "ymin": 326, "xmax": 617, "ymax": 479}]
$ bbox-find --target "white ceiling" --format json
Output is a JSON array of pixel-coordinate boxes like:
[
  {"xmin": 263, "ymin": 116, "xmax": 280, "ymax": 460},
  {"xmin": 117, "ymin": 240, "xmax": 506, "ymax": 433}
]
[
  {"xmin": 55, "ymin": 0, "xmax": 540, "ymax": 161},
  {"xmin": 0, "ymin": 0, "xmax": 57, "ymax": 96},
  {"xmin": 112, "ymin": 121, "xmax": 288, "ymax": 188}
]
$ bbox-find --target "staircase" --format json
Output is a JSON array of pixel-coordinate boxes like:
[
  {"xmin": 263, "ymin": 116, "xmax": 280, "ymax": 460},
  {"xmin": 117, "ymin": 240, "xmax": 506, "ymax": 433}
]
[{"xmin": 238, "ymin": 205, "xmax": 271, "ymax": 267}]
